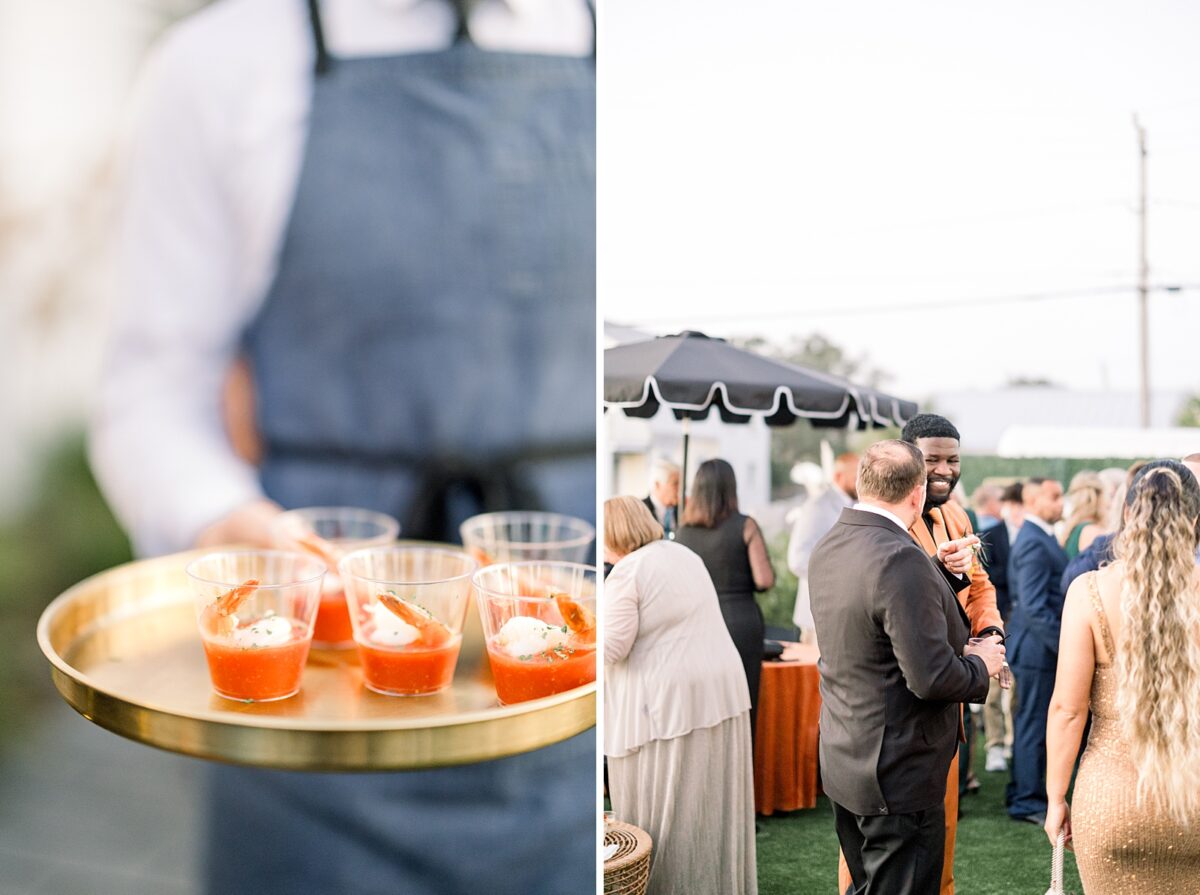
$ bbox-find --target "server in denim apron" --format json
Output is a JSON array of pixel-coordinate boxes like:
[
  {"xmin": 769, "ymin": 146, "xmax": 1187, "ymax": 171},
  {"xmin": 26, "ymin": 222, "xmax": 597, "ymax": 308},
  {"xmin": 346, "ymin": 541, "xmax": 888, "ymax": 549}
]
[{"xmin": 203, "ymin": 1, "xmax": 596, "ymax": 892}]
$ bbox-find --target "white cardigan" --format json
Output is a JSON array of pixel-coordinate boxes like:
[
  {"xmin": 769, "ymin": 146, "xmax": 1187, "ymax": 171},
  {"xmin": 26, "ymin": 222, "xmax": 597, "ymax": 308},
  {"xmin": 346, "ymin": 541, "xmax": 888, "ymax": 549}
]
[{"xmin": 604, "ymin": 539, "xmax": 751, "ymax": 758}]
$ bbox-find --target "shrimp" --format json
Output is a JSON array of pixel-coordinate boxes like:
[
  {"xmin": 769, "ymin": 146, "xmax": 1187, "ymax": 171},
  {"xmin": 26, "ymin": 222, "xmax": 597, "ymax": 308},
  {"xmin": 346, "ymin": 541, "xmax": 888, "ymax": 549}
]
[
  {"xmin": 468, "ymin": 546, "xmax": 496, "ymax": 567},
  {"xmin": 553, "ymin": 592, "xmax": 595, "ymax": 645},
  {"xmin": 294, "ymin": 531, "xmax": 344, "ymax": 568},
  {"xmin": 378, "ymin": 592, "xmax": 453, "ymax": 648},
  {"xmin": 214, "ymin": 579, "xmax": 260, "ymax": 617}
]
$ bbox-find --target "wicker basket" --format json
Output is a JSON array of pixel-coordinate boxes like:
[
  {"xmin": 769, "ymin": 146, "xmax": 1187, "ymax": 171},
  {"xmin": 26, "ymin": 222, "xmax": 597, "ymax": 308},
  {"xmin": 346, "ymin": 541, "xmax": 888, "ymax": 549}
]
[{"xmin": 603, "ymin": 821, "xmax": 653, "ymax": 895}]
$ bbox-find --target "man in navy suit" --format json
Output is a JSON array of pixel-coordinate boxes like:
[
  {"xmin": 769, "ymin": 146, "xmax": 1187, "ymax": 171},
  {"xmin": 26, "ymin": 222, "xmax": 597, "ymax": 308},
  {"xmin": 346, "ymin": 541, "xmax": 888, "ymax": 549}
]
[
  {"xmin": 978, "ymin": 480, "xmax": 1024, "ymax": 773},
  {"xmin": 1005, "ymin": 476, "xmax": 1066, "ymax": 824}
]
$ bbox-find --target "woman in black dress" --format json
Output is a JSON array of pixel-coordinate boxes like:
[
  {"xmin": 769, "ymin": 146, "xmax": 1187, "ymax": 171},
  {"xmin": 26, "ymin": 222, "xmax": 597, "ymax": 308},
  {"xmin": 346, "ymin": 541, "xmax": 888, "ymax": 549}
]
[{"xmin": 675, "ymin": 459, "xmax": 775, "ymax": 739}]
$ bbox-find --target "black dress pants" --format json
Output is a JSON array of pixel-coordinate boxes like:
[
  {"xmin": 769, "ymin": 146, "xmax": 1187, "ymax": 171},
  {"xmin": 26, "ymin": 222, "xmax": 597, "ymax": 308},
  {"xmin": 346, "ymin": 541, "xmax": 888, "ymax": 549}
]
[{"xmin": 832, "ymin": 800, "xmax": 945, "ymax": 895}]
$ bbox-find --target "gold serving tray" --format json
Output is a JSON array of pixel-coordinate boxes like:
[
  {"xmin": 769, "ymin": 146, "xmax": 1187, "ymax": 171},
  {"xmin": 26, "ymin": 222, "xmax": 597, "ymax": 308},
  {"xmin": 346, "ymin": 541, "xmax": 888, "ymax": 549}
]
[{"xmin": 36, "ymin": 546, "xmax": 596, "ymax": 772}]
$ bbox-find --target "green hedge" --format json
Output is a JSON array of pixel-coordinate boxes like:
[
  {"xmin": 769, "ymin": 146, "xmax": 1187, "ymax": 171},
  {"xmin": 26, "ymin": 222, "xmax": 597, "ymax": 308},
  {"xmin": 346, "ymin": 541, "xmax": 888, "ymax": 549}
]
[{"xmin": 958, "ymin": 455, "xmax": 1152, "ymax": 494}]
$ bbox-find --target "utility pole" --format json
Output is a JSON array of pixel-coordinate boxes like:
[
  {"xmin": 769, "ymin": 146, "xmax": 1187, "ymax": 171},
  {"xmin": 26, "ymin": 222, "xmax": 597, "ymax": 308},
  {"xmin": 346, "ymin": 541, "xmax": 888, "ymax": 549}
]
[{"xmin": 1135, "ymin": 114, "xmax": 1150, "ymax": 428}]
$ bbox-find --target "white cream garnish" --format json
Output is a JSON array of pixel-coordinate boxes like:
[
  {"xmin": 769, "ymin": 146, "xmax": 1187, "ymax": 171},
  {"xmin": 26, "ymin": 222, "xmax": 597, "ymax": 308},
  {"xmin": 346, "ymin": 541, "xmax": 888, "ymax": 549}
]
[
  {"xmin": 321, "ymin": 571, "xmax": 344, "ymax": 597},
  {"xmin": 366, "ymin": 601, "xmax": 420, "ymax": 647},
  {"xmin": 496, "ymin": 616, "xmax": 570, "ymax": 658},
  {"xmin": 231, "ymin": 615, "xmax": 294, "ymax": 648}
]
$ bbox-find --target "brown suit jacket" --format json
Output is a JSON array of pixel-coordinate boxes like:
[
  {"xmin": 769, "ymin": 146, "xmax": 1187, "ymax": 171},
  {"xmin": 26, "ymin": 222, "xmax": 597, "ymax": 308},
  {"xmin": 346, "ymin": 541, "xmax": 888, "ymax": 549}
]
[
  {"xmin": 811, "ymin": 508, "xmax": 991, "ymax": 816},
  {"xmin": 909, "ymin": 502, "xmax": 1003, "ymax": 636}
]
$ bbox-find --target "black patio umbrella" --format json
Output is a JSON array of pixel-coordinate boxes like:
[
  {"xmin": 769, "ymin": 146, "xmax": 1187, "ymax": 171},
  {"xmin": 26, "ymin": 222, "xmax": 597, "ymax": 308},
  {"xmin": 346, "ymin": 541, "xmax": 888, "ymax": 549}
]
[{"xmin": 604, "ymin": 330, "xmax": 919, "ymax": 509}]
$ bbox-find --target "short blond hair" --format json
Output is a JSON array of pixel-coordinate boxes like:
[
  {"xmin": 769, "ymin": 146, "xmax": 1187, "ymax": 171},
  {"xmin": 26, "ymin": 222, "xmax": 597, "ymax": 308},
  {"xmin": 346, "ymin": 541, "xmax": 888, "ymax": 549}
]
[
  {"xmin": 604, "ymin": 496, "xmax": 664, "ymax": 556},
  {"xmin": 857, "ymin": 440, "xmax": 925, "ymax": 504}
]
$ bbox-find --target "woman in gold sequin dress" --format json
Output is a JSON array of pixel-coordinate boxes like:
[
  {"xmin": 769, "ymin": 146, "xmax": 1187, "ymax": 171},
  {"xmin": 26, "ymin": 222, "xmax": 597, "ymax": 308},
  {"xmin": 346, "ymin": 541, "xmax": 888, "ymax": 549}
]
[{"xmin": 1045, "ymin": 460, "xmax": 1200, "ymax": 893}]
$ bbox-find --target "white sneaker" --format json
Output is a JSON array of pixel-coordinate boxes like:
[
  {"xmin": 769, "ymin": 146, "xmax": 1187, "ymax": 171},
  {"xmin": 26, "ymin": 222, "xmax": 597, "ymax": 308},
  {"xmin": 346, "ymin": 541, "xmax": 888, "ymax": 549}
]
[{"xmin": 985, "ymin": 745, "xmax": 1008, "ymax": 772}]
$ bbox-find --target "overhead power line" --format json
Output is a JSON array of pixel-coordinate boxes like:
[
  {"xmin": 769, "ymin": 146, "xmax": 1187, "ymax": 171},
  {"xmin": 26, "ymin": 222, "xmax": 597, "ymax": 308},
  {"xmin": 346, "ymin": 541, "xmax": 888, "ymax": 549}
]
[{"xmin": 622, "ymin": 283, "xmax": 1199, "ymax": 326}]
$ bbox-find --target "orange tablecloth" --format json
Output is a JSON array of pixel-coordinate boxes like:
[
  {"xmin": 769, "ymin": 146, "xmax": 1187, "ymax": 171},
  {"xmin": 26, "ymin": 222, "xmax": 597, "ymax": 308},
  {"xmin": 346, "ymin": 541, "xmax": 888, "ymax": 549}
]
[{"xmin": 754, "ymin": 641, "xmax": 821, "ymax": 815}]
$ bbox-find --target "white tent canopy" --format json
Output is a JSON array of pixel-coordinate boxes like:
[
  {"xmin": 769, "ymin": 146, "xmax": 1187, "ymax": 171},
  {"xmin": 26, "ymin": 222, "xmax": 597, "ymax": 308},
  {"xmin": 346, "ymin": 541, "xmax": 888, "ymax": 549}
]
[{"xmin": 996, "ymin": 426, "xmax": 1200, "ymax": 460}]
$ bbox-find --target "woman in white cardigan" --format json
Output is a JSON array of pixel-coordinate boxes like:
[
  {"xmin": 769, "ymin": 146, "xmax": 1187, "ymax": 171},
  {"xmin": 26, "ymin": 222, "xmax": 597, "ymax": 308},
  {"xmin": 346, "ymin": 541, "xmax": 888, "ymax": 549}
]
[{"xmin": 604, "ymin": 496, "xmax": 757, "ymax": 895}]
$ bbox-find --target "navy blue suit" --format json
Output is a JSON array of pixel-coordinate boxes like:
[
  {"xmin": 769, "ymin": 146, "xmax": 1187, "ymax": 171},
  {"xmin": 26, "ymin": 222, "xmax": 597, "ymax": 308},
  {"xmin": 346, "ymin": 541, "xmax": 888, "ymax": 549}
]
[
  {"xmin": 1005, "ymin": 520, "xmax": 1068, "ymax": 819},
  {"xmin": 979, "ymin": 523, "xmax": 1013, "ymax": 620}
]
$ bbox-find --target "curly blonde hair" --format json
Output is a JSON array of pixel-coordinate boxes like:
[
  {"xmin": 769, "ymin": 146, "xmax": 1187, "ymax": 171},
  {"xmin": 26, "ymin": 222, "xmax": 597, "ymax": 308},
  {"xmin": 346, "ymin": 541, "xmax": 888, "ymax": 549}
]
[
  {"xmin": 1113, "ymin": 464, "xmax": 1200, "ymax": 822},
  {"xmin": 1061, "ymin": 469, "xmax": 1106, "ymax": 547}
]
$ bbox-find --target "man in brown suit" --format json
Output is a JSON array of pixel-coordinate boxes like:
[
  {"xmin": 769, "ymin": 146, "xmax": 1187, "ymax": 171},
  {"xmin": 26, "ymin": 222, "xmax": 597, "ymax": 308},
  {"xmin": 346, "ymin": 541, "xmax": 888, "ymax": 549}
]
[{"xmin": 811, "ymin": 440, "xmax": 1004, "ymax": 895}]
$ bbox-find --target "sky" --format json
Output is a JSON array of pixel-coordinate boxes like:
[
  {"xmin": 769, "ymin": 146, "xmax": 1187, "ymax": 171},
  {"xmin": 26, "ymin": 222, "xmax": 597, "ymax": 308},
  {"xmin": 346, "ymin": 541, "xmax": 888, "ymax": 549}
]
[{"xmin": 600, "ymin": 0, "xmax": 1200, "ymax": 402}]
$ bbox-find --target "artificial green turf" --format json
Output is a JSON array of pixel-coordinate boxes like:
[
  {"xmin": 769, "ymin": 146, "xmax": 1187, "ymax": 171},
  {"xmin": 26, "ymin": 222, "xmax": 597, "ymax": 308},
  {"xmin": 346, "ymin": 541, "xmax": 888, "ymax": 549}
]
[{"xmin": 755, "ymin": 728, "xmax": 1083, "ymax": 894}]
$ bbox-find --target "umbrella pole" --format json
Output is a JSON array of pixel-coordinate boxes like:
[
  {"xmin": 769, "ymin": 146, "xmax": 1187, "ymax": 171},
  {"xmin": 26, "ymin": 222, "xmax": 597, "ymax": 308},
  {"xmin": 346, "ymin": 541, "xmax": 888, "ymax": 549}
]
[{"xmin": 679, "ymin": 415, "xmax": 690, "ymax": 519}]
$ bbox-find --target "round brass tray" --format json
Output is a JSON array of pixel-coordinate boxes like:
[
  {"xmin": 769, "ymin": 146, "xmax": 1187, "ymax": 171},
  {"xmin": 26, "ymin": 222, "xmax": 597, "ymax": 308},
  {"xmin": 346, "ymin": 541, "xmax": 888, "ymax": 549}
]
[{"xmin": 36, "ymin": 547, "xmax": 596, "ymax": 772}]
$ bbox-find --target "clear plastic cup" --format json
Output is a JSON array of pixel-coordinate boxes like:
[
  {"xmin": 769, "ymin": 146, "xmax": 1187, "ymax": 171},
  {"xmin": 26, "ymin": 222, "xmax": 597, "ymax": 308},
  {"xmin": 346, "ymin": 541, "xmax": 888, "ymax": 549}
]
[
  {"xmin": 272, "ymin": 507, "xmax": 400, "ymax": 649},
  {"xmin": 472, "ymin": 561, "xmax": 597, "ymax": 705},
  {"xmin": 459, "ymin": 512, "xmax": 595, "ymax": 566},
  {"xmin": 968, "ymin": 636, "xmax": 1012, "ymax": 689},
  {"xmin": 339, "ymin": 546, "xmax": 477, "ymax": 696},
  {"xmin": 186, "ymin": 550, "xmax": 326, "ymax": 703}
]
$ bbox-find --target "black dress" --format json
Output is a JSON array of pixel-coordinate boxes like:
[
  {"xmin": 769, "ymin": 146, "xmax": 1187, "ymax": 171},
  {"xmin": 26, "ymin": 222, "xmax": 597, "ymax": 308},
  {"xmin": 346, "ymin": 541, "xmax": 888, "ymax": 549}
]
[{"xmin": 675, "ymin": 513, "xmax": 766, "ymax": 738}]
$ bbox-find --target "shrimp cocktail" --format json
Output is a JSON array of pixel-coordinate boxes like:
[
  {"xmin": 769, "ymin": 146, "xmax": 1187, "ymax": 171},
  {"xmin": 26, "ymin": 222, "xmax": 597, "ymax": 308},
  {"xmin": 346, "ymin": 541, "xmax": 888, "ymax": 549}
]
[
  {"xmin": 272, "ymin": 507, "xmax": 400, "ymax": 649},
  {"xmin": 459, "ymin": 511, "xmax": 595, "ymax": 568},
  {"xmin": 340, "ymin": 547, "xmax": 476, "ymax": 696},
  {"xmin": 473, "ymin": 562, "xmax": 597, "ymax": 705},
  {"xmin": 187, "ymin": 551, "xmax": 326, "ymax": 703}
]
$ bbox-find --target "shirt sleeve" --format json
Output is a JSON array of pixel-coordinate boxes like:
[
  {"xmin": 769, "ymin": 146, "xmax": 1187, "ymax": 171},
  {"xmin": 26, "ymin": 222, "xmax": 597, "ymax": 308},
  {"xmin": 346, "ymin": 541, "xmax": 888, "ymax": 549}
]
[
  {"xmin": 603, "ymin": 553, "xmax": 642, "ymax": 665},
  {"xmin": 88, "ymin": 34, "xmax": 264, "ymax": 557}
]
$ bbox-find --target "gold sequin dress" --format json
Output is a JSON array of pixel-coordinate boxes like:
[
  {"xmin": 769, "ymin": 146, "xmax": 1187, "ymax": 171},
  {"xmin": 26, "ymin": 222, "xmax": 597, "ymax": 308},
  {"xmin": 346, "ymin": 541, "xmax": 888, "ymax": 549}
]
[{"xmin": 1071, "ymin": 575, "xmax": 1200, "ymax": 893}]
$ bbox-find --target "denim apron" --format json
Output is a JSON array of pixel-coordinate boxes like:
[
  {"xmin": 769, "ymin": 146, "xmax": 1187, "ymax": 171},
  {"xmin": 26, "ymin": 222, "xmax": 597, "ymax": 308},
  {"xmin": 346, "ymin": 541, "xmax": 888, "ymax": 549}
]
[{"xmin": 204, "ymin": 2, "xmax": 596, "ymax": 891}]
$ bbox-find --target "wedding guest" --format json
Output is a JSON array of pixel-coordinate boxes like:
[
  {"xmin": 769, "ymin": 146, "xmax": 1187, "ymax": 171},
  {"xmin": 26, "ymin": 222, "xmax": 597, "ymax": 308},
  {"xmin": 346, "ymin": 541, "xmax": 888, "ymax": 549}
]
[
  {"xmin": 604, "ymin": 496, "xmax": 757, "ymax": 895},
  {"xmin": 676, "ymin": 459, "xmax": 774, "ymax": 739},
  {"xmin": 811, "ymin": 440, "xmax": 1001, "ymax": 895},
  {"xmin": 1006, "ymin": 477, "xmax": 1067, "ymax": 825},
  {"xmin": 1045, "ymin": 461, "xmax": 1200, "ymax": 892},
  {"xmin": 1097, "ymin": 466, "xmax": 1127, "ymax": 532},
  {"xmin": 644, "ymin": 458, "xmax": 681, "ymax": 538},
  {"xmin": 978, "ymin": 480, "xmax": 1024, "ymax": 773},
  {"xmin": 1184, "ymin": 453, "xmax": 1200, "ymax": 485},
  {"xmin": 1060, "ymin": 461, "xmax": 1152, "ymax": 592},
  {"xmin": 1059, "ymin": 470, "xmax": 1108, "ymax": 559},
  {"xmin": 971, "ymin": 484, "xmax": 1002, "ymax": 531},
  {"xmin": 894, "ymin": 413, "xmax": 1003, "ymax": 895},
  {"xmin": 787, "ymin": 452, "xmax": 858, "ymax": 644}
]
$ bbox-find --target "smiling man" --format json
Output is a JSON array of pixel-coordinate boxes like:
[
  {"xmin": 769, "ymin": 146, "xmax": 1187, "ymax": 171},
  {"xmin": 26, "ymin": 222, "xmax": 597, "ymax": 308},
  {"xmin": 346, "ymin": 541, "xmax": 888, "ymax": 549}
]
[
  {"xmin": 901, "ymin": 414, "xmax": 1003, "ymax": 895},
  {"xmin": 834, "ymin": 415, "xmax": 1004, "ymax": 894}
]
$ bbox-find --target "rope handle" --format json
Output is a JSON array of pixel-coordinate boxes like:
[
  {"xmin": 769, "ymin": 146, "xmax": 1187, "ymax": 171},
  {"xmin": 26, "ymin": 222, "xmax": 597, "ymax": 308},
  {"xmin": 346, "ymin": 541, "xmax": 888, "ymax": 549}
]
[{"xmin": 1044, "ymin": 830, "xmax": 1065, "ymax": 895}]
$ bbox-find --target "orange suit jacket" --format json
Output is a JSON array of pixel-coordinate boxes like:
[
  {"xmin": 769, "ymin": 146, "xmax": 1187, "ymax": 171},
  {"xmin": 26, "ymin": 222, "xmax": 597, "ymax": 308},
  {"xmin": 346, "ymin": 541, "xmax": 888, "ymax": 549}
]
[{"xmin": 908, "ymin": 502, "xmax": 1003, "ymax": 635}]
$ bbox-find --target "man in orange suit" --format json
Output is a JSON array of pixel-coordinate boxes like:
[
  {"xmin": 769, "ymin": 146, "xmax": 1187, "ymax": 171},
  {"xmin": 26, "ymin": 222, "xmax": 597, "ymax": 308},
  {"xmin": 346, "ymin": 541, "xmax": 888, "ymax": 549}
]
[{"xmin": 837, "ymin": 414, "xmax": 1003, "ymax": 895}]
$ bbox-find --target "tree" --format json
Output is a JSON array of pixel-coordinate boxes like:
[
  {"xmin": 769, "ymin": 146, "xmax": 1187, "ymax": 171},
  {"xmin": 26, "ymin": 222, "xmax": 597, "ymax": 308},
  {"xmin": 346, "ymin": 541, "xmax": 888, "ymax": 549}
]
[
  {"xmin": 1177, "ymin": 393, "xmax": 1200, "ymax": 427},
  {"xmin": 731, "ymin": 333, "xmax": 895, "ymax": 494}
]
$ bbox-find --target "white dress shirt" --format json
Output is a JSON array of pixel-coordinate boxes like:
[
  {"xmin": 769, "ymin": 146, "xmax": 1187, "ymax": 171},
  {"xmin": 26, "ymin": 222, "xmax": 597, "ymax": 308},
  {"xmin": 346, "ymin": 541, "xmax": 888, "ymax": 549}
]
[
  {"xmin": 90, "ymin": 0, "xmax": 593, "ymax": 556},
  {"xmin": 1023, "ymin": 513, "xmax": 1057, "ymax": 539},
  {"xmin": 852, "ymin": 501, "xmax": 910, "ymax": 533}
]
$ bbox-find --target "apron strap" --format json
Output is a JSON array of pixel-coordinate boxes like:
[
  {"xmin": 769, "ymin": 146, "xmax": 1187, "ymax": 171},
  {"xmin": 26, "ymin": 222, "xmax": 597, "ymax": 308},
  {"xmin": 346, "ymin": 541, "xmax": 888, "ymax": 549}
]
[
  {"xmin": 306, "ymin": 0, "xmax": 595, "ymax": 71},
  {"xmin": 447, "ymin": 0, "xmax": 473, "ymax": 45},
  {"xmin": 306, "ymin": 0, "xmax": 333, "ymax": 75}
]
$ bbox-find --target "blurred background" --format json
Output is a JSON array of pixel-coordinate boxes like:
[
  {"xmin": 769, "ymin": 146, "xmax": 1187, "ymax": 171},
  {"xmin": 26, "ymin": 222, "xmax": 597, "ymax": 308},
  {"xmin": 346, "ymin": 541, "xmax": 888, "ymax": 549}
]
[{"xmin": 1, "ymin": 3, "xmax": 210, "ymax": 892}]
